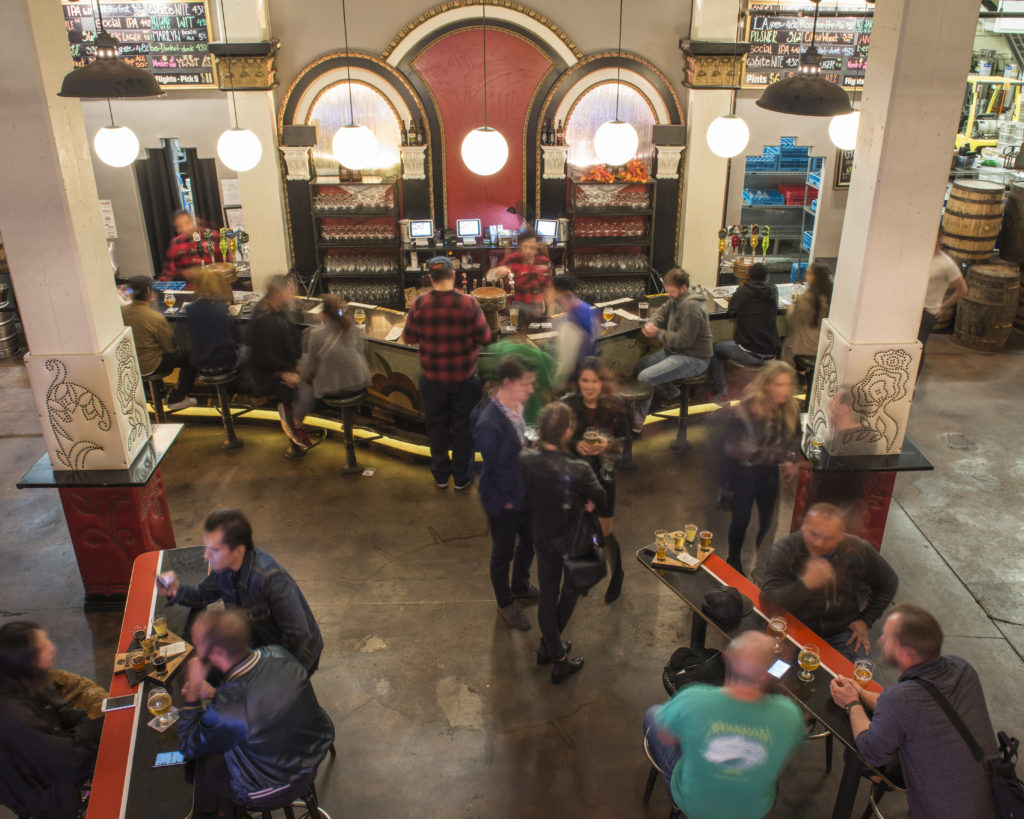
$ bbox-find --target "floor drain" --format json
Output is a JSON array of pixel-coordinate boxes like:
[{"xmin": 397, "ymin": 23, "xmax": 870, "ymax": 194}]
[{"xmin": 943, "ymin": 432, "xmax": 971, "ymax": 450}]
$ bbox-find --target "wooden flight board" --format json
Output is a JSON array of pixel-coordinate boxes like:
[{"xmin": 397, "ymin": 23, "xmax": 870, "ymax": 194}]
[
  {"xmin": 652, "ymin": 547, "xmax": 715, "ymax": 573},
  {"xmin": 62, "ymin": 1, "xmax": 215, "ymax": 88},
  {"xmin": 114, "ymin": 629, "xmax": 193, "ymax": 688},
  {"xmin": 743, "ymin": 5, "xmax": 871, "ymax": 90}
]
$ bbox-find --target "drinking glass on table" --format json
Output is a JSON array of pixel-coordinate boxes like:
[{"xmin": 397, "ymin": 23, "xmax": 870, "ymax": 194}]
[
  {"xmin": 353, "ymin": 307, "xmax": 366, "ymax": 327},
  {"xmin": 141, "ymin": 635, "xmax": 157, "ymax": 659},
  {"xmin": 147, "ymin": 686, "xmax": 176, "ymax": 729},
  {"xmin": 768, "ymin": 617, "xmax": 788, "ymax": 653},
  {"xmin": 638, "ymin": 301, "xmax": 649, "ymax": 320},
  {"xmin": 654, "ymin": 530, "xmax": 668, "ymax": 560},
  {"xmin": 163, "ymin": 291, "xmax": 176, "ymax": 313},
  {"xmin": 509, "ymin": 306, "xmax": 520, "ymax": 328},
  {"xmin": 684, "ymin": 524, "xmax": 698, "ymax": 544},
  {"xmin": 602, "ymin": 306, "xmax": 615, "ymax": 327},
  {"xmin": 698, "ymin": 530, "xmax": 713, "ymax": 555},
  {"xmin": 152, "ymin": 615, "xmax": 168, "ymax": 638},
  {"xmin": 853, "ymin": 658, "xmax": 874, "ymax": 689},
  {"xmin": 129, "ymin": 651, "xmax": 146, "ymax": 673},
  {"xmin": 798, "ymin": 643, "xmax": 820, "ymax": 682}
]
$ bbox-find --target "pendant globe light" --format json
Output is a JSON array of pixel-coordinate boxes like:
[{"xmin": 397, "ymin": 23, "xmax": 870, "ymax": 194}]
[
  {"xmin": 705, "ymin": 38, "xmax": 749, "ymax": 159},
  {"xmin": 829, "ymin": 109, "xmax": 860, "ymax": 150},
  {"xmin": 332, "ymin": 0, "xmax": 378, "ymax": 170},
  {"xmin": 461, "ymin": 3, "xmax": 509, "ymax": 176},
  {"xmin": 93, "ymin": 100, "xmax": 140, "ymax": 167},
  {"xmin": 215, "ymin": 3, "xmax": 263, "ymax": 172},
  {"xmin": 594, "ymin": 0, "xmax": 639, "ymax": 166},
  {"xmin": 756, "ymin": 0, "xmax": 853, "ymax": 117}
]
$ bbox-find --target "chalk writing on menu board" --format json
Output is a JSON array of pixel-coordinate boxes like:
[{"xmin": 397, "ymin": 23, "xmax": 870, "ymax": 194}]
[
  {"xmin": 62, "ymin": 1, "xmax": 215, "ymax": 88},
  {"xmin": 743, "ymin": 8, "xmax": 871, "ymax": 90}
]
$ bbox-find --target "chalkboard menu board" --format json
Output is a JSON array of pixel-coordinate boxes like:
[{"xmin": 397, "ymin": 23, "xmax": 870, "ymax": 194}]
[
  {"xmin": 743, "ymin": 10, "xmax": 871, "ymax": 90},
  {"xmin": 834, "ymin": 149, "xmax": 855, "ymax": 188},
  {"xmin": 62, "ymin": 1, "xmax": 215, "ymax": 88}
]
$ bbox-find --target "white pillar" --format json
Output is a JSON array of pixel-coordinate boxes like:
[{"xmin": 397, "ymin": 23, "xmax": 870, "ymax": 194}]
[
  {"xmin": 808, "ymin": 0, "xmax": 978, "ymax": 456},
  {"xmin": 0, "ymin": 0, "xmax": 150, "ymax": 470}
]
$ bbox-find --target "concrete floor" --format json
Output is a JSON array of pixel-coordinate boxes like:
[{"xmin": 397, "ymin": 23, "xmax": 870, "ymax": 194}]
[{"xmin": 1, "ymin": 330, "xmax": 1022, "ymax": 818}]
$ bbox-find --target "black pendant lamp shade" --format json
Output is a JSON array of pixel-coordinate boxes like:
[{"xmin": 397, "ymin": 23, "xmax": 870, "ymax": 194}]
[{"xmin": 58, "ymin": 31, "xmax": 163, "ymax": 99}]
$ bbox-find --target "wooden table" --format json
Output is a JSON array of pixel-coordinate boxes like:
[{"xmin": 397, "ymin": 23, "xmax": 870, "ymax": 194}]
[
  {"xmin": 636, "ymin": 547, "xmax": 893, "ymax": 819},
  {"xmin": 88, "ymin": 546, "xmax": 207, "ymax": 818}
]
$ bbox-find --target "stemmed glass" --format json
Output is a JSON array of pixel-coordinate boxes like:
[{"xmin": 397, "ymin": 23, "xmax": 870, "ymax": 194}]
[
  {"xmin": 163, "ymin": 291, "xmax": 176, "ymax": 313},
  {"xmin": 147, "ymin": 686, "xmax": 177, "ymax": 729},
  {"xmin": 798, "ymin": 643, "xmax": 820, "ymax": 682}
]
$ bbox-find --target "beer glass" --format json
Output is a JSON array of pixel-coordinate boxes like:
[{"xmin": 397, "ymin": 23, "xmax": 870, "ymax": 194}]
[
  {"xmin": 129, "ymin": 651, "xmax": 146, "ymax": 673},
  {"xmin": 602, "ymin": 306, "xmax": 615, "ymax": 326},
  {"xmin": 768, "ymin": 617, "xmax": 788, "ymax": 653},
  {"xmin": 354, "ymin": 308, "xmax": 366, "ymax": 327},
  {"xmin": 163, "ymin": 291, "xmax": 176, "ymax": 313},
  {"xmin": 131, "ymin": 625, "xmax": 146, "ymax": 645},
  {"xmin": 798, "ymin": 643, "xmax": 820, "ymax": 682},
  {"xmin": 854, "ymin": 658, "xmax": 874, "ymax": 689},
  {"xmin": 638, "ymin": 301, "xmax": 649, "ymax": 320},
  {"xmin": 152, "ymin": 615, "xmax": 168, "ymax": 638},
  {"xmin": 684, "ymin": 524, "xmax": 698, "ymax": 544},
  {"xmin": 152, "ymin": 655, "xmax": 168, "ymax": 676},
  {"xmin": 509, "ymin": 306, "xmax": 520, "ymax": 328},
  {"xmin": 147, "ymin": 686, "xmax": 176, "ymax": 729},
  {"xmin": 672, "ymin": 531, "xmax": 686, "ymax": 550},
  {"xmin": 654, "ymin": 530, "xmax": 668, "ymax": 560},
  {"xmin": 698, "ymin": 531, "xmax": 713, "ymax": 555},
  {"xmin": 141, "ymin": 636, "xmax": 157, "ymax": 659}
]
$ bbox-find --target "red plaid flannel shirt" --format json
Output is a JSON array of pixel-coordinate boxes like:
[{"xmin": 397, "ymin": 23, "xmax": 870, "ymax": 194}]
[
  {"xmin": 403, "ymin": 289, "xmax": 492, "ymax": 382},
  {"xmin": 499, "ymin": 252, "xmax": 552, "ymax": 305},
  {"xmin": 160, "ymin": 232, "xmax": 222, "ymax": 282}
]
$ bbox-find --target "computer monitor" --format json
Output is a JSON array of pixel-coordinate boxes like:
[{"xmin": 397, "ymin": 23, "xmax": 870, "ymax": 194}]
[
  {"xmin": 535, "ymin": 219, "xmax": 558, "ymax": 241},
  {"xmin": 409, "ymin": 219, "xmax": 433, "ymax": 239},
  {"xmin": 456, "ymin": 218, "xmax": 482, "ymax": 240}
]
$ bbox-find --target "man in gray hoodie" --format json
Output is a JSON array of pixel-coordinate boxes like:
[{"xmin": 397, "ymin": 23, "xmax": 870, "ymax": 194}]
[{"xmin": 635, "ymin": 267, "xmax": 713, "ymax": 422}]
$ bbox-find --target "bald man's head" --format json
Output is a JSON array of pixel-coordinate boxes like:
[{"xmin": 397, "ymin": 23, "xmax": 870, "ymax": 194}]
[{"xmin": 724, "ymin": 631, "xmax": 777, "ymax": 689}]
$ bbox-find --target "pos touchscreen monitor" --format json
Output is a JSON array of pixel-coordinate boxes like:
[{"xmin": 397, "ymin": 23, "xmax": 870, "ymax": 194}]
[
  {"xmin": 409, "ymin": 219, "xmax": 433, "ymax": 239},
  {"xmin": 456, "ymin": 219, "xmax": 482, "ymax": 240},
  {"xmin": 535, "ymin": 219, "xmax": 558, "ymax": 241}
]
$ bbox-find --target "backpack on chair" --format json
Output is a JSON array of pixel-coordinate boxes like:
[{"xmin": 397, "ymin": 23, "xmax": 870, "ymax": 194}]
[{"xmin": 662, "ymin": 646, "xmax": 725, "ymax": 696}]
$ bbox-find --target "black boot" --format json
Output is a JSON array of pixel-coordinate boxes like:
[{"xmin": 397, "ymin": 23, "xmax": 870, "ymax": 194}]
[
  {"xmin": 551, "ymin": 655, "xmax": 584, "ymax": 684},
  {"xmin": 604, "ymin": 568, "xmax": 624, "ymax": 604},
  {"xmin": 536, "ymin": 638, "xmax": 572, "ymax": 666},
  {"xmin": 604, "ymin": 533, "xmax": 624, "ymax": 604}
]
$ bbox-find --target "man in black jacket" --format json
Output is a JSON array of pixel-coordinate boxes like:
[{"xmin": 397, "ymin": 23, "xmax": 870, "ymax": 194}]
[
  {"xmin": 178, "ymin": 609, "xmax": 334, "ymax": 815},
  {"xmin": 761, "ymin": 503, "xmax": 898, "ymax": 660},
  {"xmin": 159, "ymin": 508, "xmax": 323, "ymax": 673},
  {"xmin": 710, "ymin": 262, "xmax": 780, "ymax": 401}
]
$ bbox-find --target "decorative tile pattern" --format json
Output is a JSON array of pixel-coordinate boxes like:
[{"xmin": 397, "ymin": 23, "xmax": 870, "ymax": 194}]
[{"xmin": 44, "ymin": 359, "xmax": 111, "ymax": 470}]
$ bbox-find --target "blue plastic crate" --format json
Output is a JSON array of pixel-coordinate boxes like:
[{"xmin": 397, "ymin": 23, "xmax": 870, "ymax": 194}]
[
  {"xmin": 790, "ymin": 262, "xmax": 808, "ymax": 282},
  {"xmin": 743, "ymin": 188, "xmax": 786, "ymax": 205},
  {"xmin": 808, "ymin": 172, "xmax": 822, "ymax": 188},
  {"xmin": 801, "ymin": 230, "xmax": 814, "ymax": 251},
  {"xmin": 810, "ymin": 157, "xmax": 824, "ymax": 171},
  {"xmin": 811, "ymin": 198, "xmax": 818, "ymax": 212},
  {"xmin": 780, "ymin": 137, "xmax": 796, "ymax": 147}
]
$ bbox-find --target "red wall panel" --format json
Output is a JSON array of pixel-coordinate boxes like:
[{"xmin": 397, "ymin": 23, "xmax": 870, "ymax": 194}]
[{"xmin": 412, "ymin": 28, "xmax": 553, "ymax": 230}]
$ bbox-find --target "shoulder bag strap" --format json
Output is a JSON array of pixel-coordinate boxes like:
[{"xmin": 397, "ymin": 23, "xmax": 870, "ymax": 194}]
[{"xmin": 908, "ymin": 677, "xmax": 985, "ymax": 761}]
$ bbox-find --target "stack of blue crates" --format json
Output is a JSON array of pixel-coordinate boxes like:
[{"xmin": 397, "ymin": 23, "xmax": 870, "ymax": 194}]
[
  {"xmin": 745, "ymin": 140, "xmax": 823, "ymax": 173},
  {"xmin": 742, "ymin": 188, "xmax": 786, "ymax": 205},
  {"xmin": 801, "ymin": 230, "xmax": 814, "ymax": 251},
  {"xmin": 779, "ymin": 144, "xmax": 811, "ymax": 171}
]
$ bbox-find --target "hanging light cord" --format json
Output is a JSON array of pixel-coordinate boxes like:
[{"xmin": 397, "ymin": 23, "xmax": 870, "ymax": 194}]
[
  {"xmin": 342, "ymin": 0, "xmax": 356, "ymax": 126},
  {"xmin": 482, "ymin": 2, "xmax": 489, "ymax": 128},
  {"xmin": 811, "ymin": 0, "xmax": 820, "ymax": 48},
  {"xmin": 106, "ymin": 98, "xmax": 115, "ymax": 127},
  {"xmin": 614, "ymin": 0, "xmax": 624, "ymax": 120},
  {"xmin": 216, "ymin": 0, "xmax": 240, "ymax": 128},
  {"xmin": 93, "ymin": 0, "xmax": 106, "ymax": 35}
]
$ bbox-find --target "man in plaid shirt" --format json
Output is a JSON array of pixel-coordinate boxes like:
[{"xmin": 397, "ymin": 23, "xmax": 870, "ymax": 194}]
[
  {"xmin": 489, "ymin": 230, "xmax": 553, "ymax": 319},
  {"xmin": 403, "ymin": 257, "xmax": 492, "ymax": 489},
  {"xmin": 160, "ymin": 210, "xmax": 221, "ymax": 283}
]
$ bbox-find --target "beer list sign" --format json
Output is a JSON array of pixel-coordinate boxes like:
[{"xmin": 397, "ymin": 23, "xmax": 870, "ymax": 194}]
[
  {"xmin": 63, "ymin": 1, "xmax": 215, "ymax": 88},
  {"xmin": 743, "ymin": 4, "xmax": 871, "ymax": 90}
]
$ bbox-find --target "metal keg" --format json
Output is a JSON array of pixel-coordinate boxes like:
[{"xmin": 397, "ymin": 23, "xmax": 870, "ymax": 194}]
[{"xmin": 0, "ymin": 284, "xmax": 21, "ymax": 359}]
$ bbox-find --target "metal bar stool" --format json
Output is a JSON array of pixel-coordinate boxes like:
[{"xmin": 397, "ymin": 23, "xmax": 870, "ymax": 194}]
[
  {"xmin": 723, "ymin": 358, "xmax": 762, "ymax": 401},
  {"xmin": 793, "ymin": 354, "xmax": 816, "ymax": 412},
  {"xmin": 237, "ymin": 781, "xmax": 325, "ymax": 819},
  {"xmin": 642, "ymin": 728, "xmax": 683, "ymax": 819},
  {"xmin": 321, "ymin": 390, "xmax": 367, "ymax": 475},
  {"xmin": 142, "ymin": 367, "xmax": 174, "ymax": 423},
  {"xmin": 670, "ymin": 372, "xmax": 711, "ymax": 453},
  {"xmin": 198, "ymin": 369, "xmax": 243, "ymax": 449},
  {"xmin": 614, "ymin": 379, "xmax": 652, "ymax": 469}
]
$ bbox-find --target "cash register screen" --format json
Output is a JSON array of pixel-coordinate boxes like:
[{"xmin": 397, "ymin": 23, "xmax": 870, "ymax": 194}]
[
  {"xmin": 535, "ymin": 219, "xmax": 558, "ymax": 240},
  {"xmin": 409, "ymin": 220, "xmax": 433, "ymax": 239},
  {"xmin": 456, "ymin": 219, "xmax": 481, "ymax": 239}
]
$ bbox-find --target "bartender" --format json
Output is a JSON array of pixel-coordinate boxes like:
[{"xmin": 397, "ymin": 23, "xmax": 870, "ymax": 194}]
[
  {"xmin": 159, "ymin": 209, "xmax": 221, "ymax": 283},
  {"xmin": 488, "ymin": 229, "xmax": 553, "ymax": 320}
]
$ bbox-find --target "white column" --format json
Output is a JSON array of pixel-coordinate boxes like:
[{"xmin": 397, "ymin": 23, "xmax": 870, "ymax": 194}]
[
  {"xmin": 220, "ymin": 0, "xmax": 289, "ymax": 293},
  {"xmin": 808, "ymin": 0, "xmax": 978, "ymax": 456},
  {"xmin": 680, "ymin": 88, "xmax": 732, "ymax": 288},
  {"xmin": 0, "ymin": 0, "xmax": 150, "ymax": 470}
]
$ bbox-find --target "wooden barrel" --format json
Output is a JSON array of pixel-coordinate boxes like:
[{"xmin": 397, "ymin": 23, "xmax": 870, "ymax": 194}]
[
  {"xmin": 941, "ymin": 180, "xmax": 1005, "ymax": 264},
  {"xmin": 732, "ymin": 257, "xmax": 754, "ymax": 283},
  {"xmin": 999, "ymin": 182, "xmax": 1024, "ymax": 262},
  {"xmin": 1015, "ymin": 270, "xmax": 1024, "ymax": 331},
  {"xmin": 953, "ymin": 262, "xmax": 1020, "ymax": 351},
  {"xmin": 931, "ymin": 282, "xmax": 958, "ymax": 334}
]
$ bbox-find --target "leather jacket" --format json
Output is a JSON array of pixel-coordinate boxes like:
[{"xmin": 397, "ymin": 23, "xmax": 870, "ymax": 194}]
[
  {"xmin": 170, "ymin": 547, "xmax": 323, "ymax": 672},
  {"xmin": 519, "ymin": 447, "xmax": 607, "ymax": 559},
  {"xmin": 178, "ymin": 646, "xmax": 334, "ymax": 804}
]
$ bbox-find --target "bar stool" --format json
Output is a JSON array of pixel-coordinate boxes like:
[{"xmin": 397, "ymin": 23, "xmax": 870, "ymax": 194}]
[
  {"xmin": 805, "ymin": 717, "xmax": 834, "ymax": 772},
  {"xmin": 237, "ymin": 780, "xmax": 325, "ymax": 818},
  {"xmin": 142, "ymin": 366, "xmax": 174, "ymax": 423},
  {"xmin": 614, "ymin": 379, "xmax": 652, "ymax": 469},
  {"xmin": 199, "ymin": 368, "xmax": 242, "ymax": 450},
  {"xmin": 724, "ymin": 358, "xmax": 762, "ymax": 399},
  {"xmin": 860, "ymin": 777, "xmax": 907, "ymax": 819},
  {"xmin": 793, "ymin": 355, "xmax": 816, "ymax": 412},
  {"xmin": 642, "ymin": 729, "xmax": 683, "ymax": 819},
  {"xmin": 320, "ymin": 390, "xmax": 367, "ymax": 475},
  {"xmin": 670, "ymin": 372, "xmax": 711, "ymax": 453}
]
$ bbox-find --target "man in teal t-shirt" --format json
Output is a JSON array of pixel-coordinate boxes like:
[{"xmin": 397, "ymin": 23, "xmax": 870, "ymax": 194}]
[{"xmin": 643, "ymin": 631, "xmax": 806, "ymax": 819}]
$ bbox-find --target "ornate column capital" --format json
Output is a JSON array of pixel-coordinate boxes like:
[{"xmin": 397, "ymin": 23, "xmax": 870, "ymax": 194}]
[
  {"xmin": 541, "ymin": 145, "xmax": 568, "ymax": 179},
  {"xmin": 279, "ymin": 146, "xmax": 311, "ymax": 181},
  {"xmin": 211, "ymin": 41, "xmax": 280, "ymax": 91},
  {"xmin": 400, "ymin": 145, "xmax": 428, "ymax": 180},
  {"xmin": 679, "ymin": 40, "xmax": 750, "ymax": 89},
  {"xmin": 655, "ymin": 145, "xmax": 685, "ymax": 180}
]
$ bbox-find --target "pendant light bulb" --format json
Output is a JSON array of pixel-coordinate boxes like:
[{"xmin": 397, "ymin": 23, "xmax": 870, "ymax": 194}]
[
  {"xmin": 829, "ymin": 110, "xmax": 860, "ymax": 150},
  {"xmin": 333, "ymin": 124, "xmax": 378, "ymax": 170},
  {"xmin": 93, "ymin": 125, "xmax": 140, "ymax": 167},
  {"xmin": 217, "ymin": 127, "xmax": 263, "ymax": 172},
  {"xmin": 706, "ymin": 115, "xmax": 750, "ymax": 159},
  {"xmin": 461, "ymin": 127, "xmax": 509, "ymax": 176},
  {"xmin": 594, "ymin": 120, "xmax": 639, "ymax": 166}
]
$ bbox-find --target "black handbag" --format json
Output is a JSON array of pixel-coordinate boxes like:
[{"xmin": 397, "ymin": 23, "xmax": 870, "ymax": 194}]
[
  {"xmin": 911, "ymin": 677, "xmax": 1024, "ymax": 818},
  {"xmin": 561, "ymin": 474, "xmax": 607, "ymax": 592},
  {"xmin": 662, "ymin": 647, "xmax": 726, "ymax": 696}
]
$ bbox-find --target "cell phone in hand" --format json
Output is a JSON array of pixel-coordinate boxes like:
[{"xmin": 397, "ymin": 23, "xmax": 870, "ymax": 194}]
[
  {"xmin": 154, "ymin": 751, "xmax": 186, "ymax": 768},
  {"xmin": 101, "ymin": 694, "xmax": 139, "ymax": 712}
]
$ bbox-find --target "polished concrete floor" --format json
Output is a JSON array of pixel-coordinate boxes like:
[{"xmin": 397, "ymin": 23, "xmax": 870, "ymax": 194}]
[{"xmin": 1, "ymin": 330, "xmax": 1022, "ymax": 818}]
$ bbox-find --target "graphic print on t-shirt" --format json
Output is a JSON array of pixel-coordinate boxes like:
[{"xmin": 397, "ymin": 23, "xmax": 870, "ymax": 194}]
[{"xmin": 702, "ymin": 721, "xmax": 772, "ymax": 773}]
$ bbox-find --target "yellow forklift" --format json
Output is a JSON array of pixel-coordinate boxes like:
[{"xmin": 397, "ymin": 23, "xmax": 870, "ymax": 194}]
[{"xmin": 956, "ymin": 75, "xmax": 1024, "ymax": 152}]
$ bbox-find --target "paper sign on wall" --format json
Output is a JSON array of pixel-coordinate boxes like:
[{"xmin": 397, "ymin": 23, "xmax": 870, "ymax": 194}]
[
  {"xmin": 220, "ymin": 179, "xmax": 242, "ymax": 207},
  {"xmin": 98, "ymin": 200, "xmax": 117, "ymax": 239}
]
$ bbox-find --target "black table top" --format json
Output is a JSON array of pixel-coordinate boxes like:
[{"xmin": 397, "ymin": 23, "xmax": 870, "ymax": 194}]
[{"xmin": 809, "ymin": 437, "xmax": 933, "ymax": 474}]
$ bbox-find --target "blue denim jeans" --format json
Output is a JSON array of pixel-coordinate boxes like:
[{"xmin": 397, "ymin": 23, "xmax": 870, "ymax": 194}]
[
  {"xmin": 643, "ymin": 705, "xmax": 681, "ymax": 789},
  {"xmin": 710, "ymin": 340, "xmax": 773, "ymax": 395},
  {"xmin": 825, "ymin": 628, "xmax": 871, "ymax": 662},
  {"xmin": 636, "ymin": 349, "xmax": 710, "ymax": 418}
]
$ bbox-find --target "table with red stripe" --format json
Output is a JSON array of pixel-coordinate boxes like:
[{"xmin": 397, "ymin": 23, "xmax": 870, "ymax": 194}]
[{"xmin": 88, "ymin": 547, "xmax": 207, "ymax": 818}]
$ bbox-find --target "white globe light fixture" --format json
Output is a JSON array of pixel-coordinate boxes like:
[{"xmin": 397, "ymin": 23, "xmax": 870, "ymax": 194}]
[
  {"xmin": 706, "ymin": 114, "xmax": 750, "ymax": 159},
  {"xmin": 93, "ymin": 124, "xmax": 140, "ymax": 167},
  {"xmin": 333, "ymin": 124, "xmax": 378, "ymax": 170},
  {"xmin": 461, "ymin": 127, "xmax": 509, "ymax": 177},
  {"xmin": 594, "ymin": 120, "xmax": 639, "ymax": 167},
  {"xmin": 829, "ymin": 110, "xmax": 860, "ymax": 150},
  {"xmin": 217, "ymin": 127, "xmax": 263, "ymax": 172}
]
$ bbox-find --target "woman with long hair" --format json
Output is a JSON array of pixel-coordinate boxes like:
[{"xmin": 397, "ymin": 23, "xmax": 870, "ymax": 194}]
[
  {"xmin": 186, "ymin": 269, "xmax": 239, "ymax": 374},
  {"xmin": 520, "ymin": 402, "xmax": 607, "ymax": 684},
  {"xmin": 295, "ymin": 294, "xmax": 372, "ymax": 425},
  {"xmin": 0, "ymin": 622, "xmax": 103, "ymax": 819},
  {"xmin": 722, "ymin": 361, "xmax": 801, "ymax": 575},
  {"xmin": 561, "ymin": 357, "xmax": 630, "ymax": 603},
  {"xmin": 781, "ymin": 262, "xmax": 833, "ymax": 367}
]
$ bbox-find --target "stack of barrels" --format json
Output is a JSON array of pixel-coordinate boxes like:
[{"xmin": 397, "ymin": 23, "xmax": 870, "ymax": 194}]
[
  {"xmin": 1003, "ymin": 182, "xmax": 1024, "ymax": 335},
  {"xmin": 940, "ymin": 179, "xmax": 1021, "ymax": 350},
  {"xmin": 0, "ymin": 232, "xmax": 19, "ymax": 360}
]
